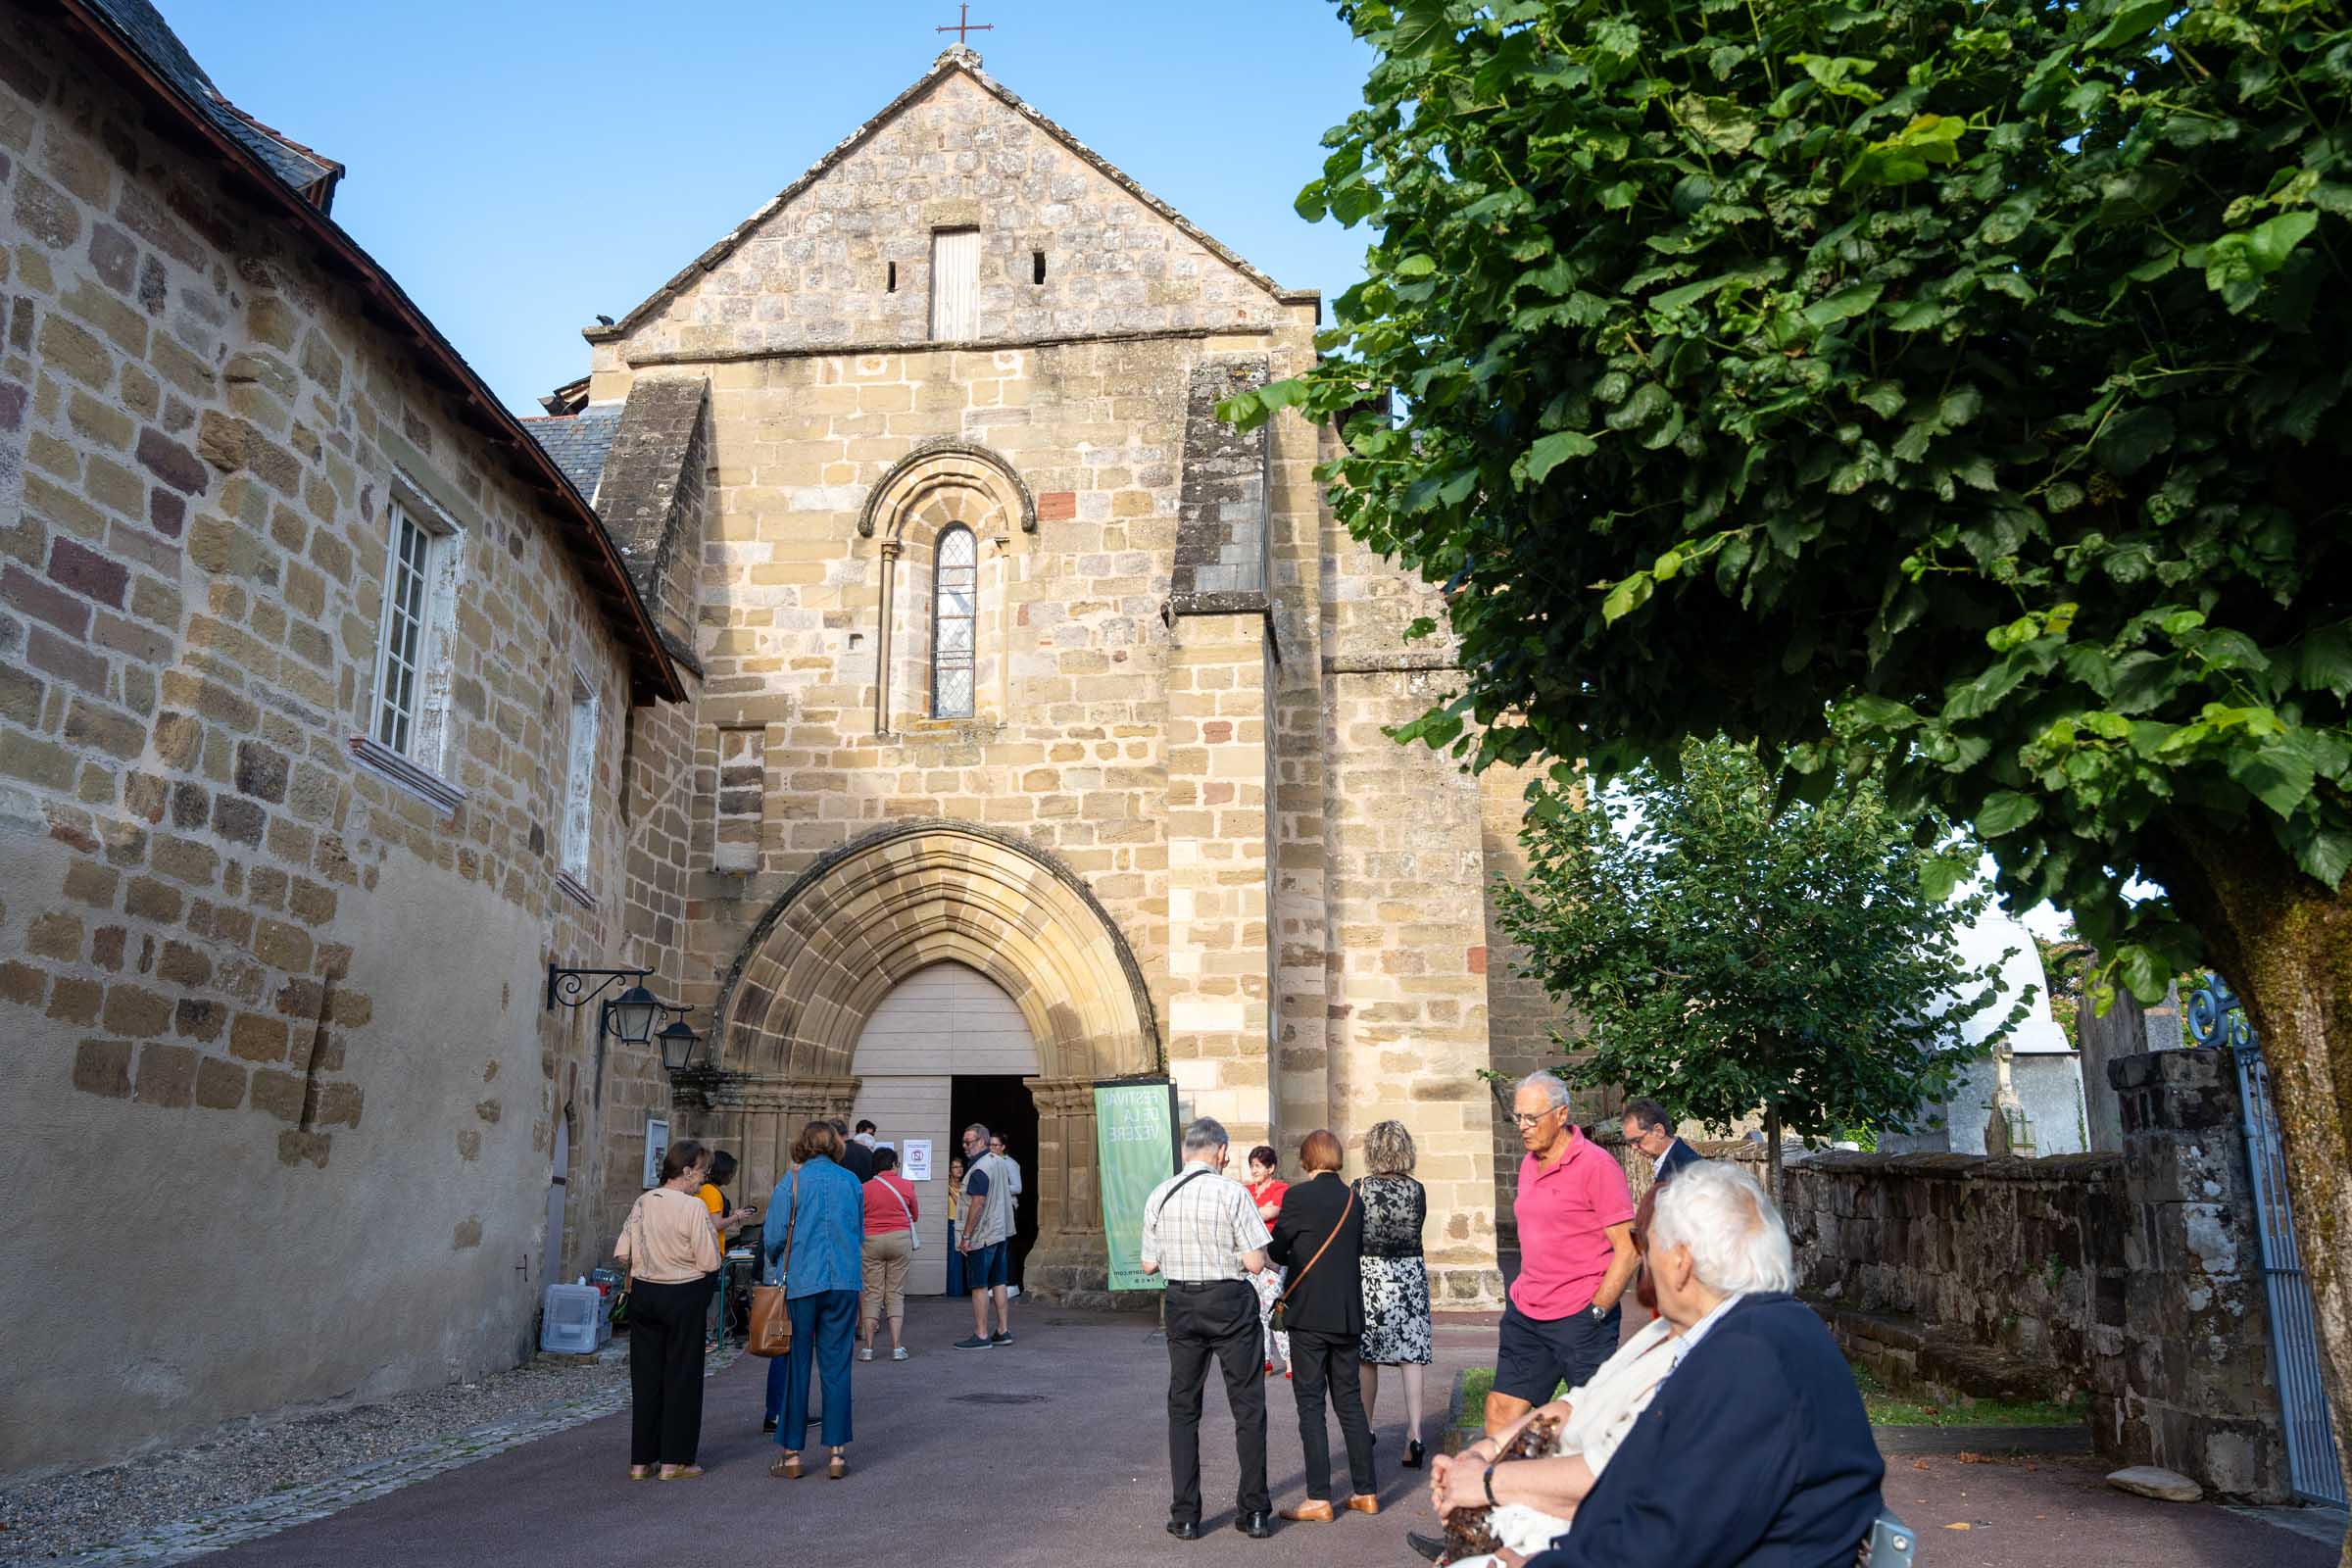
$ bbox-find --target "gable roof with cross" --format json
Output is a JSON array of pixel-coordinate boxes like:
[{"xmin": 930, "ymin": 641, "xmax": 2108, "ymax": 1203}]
[{"xmin": 585, "ymin": 46, "xmax": 1316, "ymax": 349}]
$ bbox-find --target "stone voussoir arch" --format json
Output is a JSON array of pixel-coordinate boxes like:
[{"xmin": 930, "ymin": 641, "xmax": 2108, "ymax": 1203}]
[
  {"xmin": 857, "ymin": 438, "xmax": 1037, "ymax": 540},
  {"xmin": 713, "ymin": 819, "xmax": 1159, "ymax": 1081}
]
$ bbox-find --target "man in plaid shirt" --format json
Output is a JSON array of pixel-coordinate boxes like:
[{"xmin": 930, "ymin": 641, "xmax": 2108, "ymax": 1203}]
[{"xmin": 1141, "ymin": 1117, "xmax": 1276, "ymax": 1540}]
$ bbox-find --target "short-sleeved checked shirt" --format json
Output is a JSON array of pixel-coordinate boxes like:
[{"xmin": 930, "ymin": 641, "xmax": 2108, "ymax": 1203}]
[{"xmin": 1140, "ymin": 1160, "xmax": 1271, "ymax": 1282}]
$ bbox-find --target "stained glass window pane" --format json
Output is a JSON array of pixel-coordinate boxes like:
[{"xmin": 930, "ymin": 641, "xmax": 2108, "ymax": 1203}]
[{"xmin": 932, "ymin": 524, "xmax": 976, "ymax": 718}]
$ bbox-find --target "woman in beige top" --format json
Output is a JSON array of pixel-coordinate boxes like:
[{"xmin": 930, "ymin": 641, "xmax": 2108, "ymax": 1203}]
[{"xmin": 615, "ymin": 1138, "xmax": 722, "ymax": 1481}]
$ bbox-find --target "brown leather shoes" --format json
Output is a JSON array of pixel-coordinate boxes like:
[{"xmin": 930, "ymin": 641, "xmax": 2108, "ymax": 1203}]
[
  {"xmin": 1279, "ymin": 1500, "xmax": 1336, "ymax": 1523},
  {"xmin": 1345, "ymin": 1494, "xmax": 1381, "ymax": 1516}
]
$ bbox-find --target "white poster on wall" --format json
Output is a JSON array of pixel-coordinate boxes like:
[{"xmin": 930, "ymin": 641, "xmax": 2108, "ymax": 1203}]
[
  {"xmin": 903, "ymin": 1139, "xmax": 933, "ymax": 1182},
  {"xmin": 643, "ymin": 1117, "xmax": 669, "ymax": 1189}
]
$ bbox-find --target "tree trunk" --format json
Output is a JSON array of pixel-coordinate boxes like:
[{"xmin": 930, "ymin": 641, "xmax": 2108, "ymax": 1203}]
[
  {"xmin": 2155, "ymin": 822, "xmax": 2352, "ymax": 1532},
  {"xmin": 1764, "ymin": 1105, "xmax": 1784, "ymax": 1206}
]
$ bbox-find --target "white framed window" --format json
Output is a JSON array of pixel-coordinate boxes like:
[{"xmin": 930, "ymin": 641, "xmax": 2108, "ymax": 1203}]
[
  {"xmin": 929, "ymin": 227, "xmax": 980, "ymax": 339},
  {"xmin": 932, "ymin": 524, "xmax": 976, "ymax": 718},
  {"xmin": 352, "ymin": 482, "xmax": 466, "ymax": 812},
  {"xmin": 371, "ymin": 501, "xmax": 437, "ymax": 756},
  {"xmin": 560, "ymin": 667, "xmax": 598, "ymax": 893}
]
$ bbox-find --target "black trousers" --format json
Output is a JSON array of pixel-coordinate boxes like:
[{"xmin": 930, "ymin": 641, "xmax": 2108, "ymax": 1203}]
[
  {"xmin": 627, "ymin": 1276, "xmax": 711, "ymax": 1466},
  {"xmin": 1288, "ymin": 1326, "xmax": 1377, "ymax": 1501},
  {"xmin": 1164, "ymin": 1279, "xmax": 1269, "ymax": 1523}
]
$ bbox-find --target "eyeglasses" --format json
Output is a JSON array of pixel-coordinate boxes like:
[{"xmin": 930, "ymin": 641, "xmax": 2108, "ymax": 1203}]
[{"xmin": 1511, "ymin": 1107, "xmax": 1567, "ymax": 1128}]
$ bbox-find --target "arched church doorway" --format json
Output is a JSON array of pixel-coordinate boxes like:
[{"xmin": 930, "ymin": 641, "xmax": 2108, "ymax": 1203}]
[
  {"xmin": 695, "ymin": 822, "xmax": 1160, "ymax": 1303},
  {"xmin": 852, "ymin": 960, "xmax": 1042, "ymax": 1294}
]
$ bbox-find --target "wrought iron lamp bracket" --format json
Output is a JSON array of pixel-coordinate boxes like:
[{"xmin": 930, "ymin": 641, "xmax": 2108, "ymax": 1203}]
[{"xmin": 544, "ymin": 963, "xmax": 652, "ymax": 1014}]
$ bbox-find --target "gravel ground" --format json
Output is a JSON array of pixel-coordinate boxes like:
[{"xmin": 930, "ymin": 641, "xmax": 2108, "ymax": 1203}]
[{"xmin": 0, "ymin": 1339, "xmax": 706, "ymax": 1564}]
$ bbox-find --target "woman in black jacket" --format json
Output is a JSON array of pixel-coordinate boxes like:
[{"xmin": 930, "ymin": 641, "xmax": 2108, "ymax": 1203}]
[{"xmin": 1267, "ymin": 1129, "xmax": 1378, "ymax": 1522}]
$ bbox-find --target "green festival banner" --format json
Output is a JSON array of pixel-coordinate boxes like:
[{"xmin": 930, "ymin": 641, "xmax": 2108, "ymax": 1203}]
[{"xmin": 1094, "ymin": 1081, "xmax": 1177, "ymax": 1292}]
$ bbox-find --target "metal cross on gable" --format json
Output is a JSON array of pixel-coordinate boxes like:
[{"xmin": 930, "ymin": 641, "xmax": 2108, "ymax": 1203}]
[{"xmin": 937, "ymin": 4, "xmax": 993, "ymax": 44}]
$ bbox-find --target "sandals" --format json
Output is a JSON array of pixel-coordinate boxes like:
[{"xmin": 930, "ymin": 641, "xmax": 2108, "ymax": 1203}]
[
  {"xmin": 657, "ymin": 1464, "xmax": 704, "ymax": 1482},
  {"xmin": 628, "ymin": 1466, "xmax": 654, "ymax": 1482},
  {"xmin": 828, "ymin": 1450, "xmax": 849, "ymax": 1480},
  {"xmin": 770, "ymin": 1452, "xmax": 804, "ymax": 1480}
]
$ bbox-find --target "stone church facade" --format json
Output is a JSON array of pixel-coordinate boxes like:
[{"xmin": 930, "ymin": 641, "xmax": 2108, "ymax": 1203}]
[
  {"xmin": 2, "ymin": 5, "xmax": 1552, "ymax": 1478},
  {"xmin": 534, "ymin": 46, "xmax": 1554, "ymax": 1305}
]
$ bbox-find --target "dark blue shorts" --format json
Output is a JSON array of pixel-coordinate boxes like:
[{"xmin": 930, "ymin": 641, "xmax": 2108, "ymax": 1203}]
[
  {"xmin": 1493, "ymin": 1298, "xmax": 1620, "ymax": 1406},
  {"xmin": 963, "ymin": 1240, "xmax": 1008, "ymax": 1292}
]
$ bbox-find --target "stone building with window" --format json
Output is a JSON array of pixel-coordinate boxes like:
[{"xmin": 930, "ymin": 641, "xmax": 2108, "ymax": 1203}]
[
  {"xmin": 527, "ymin": 44, "xmax": 1561, "ymax": 1305},
  {"xmin": 2, "ymin": 6, "xmax": 1559, "ymax": 1478},
  {"xmin": 0, "ymin": 0, "xmax": 699, "ymax": 1476}
]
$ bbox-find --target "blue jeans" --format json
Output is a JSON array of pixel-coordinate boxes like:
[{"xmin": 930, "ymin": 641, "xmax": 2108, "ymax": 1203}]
[{"xmin": 765, "ymin": 1289, "xmax": 858, "ymax": 1447}]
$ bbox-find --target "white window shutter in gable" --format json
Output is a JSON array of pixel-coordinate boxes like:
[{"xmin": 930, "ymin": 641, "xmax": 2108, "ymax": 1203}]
[{"xmin": 930, "ymin": 228, "xmax": 980, "ymax": 340}]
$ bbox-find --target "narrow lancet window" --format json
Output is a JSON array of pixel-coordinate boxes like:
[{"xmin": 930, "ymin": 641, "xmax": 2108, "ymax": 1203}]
[{"xmin": 932, "ymin": 524, "xmax": 976, "ymax": 718}]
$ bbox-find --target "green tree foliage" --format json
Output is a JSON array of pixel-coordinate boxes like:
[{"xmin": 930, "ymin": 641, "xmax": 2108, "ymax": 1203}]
[
  {"xmin": 1225, "ymin": 0, "xmax": 2350, "ymax": 1002},
  {"xmin": 1498, "ymin": 742, "xmax": 2022, "ymax": 1194},
  {"xmin": 1228, "ymin": 0, "xmax": 2352, "ymax": 1510}
]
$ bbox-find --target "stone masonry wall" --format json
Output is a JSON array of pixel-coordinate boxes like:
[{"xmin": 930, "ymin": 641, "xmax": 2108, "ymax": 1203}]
[
  {"xmin": 1785, "ymin": 1050, "xmax": 2295, "ymax": 1501},
  {"xmin": 600, "ymin": 66, "xmax": 1286, "ymax": 364},
  {"xmin": 1784, "ymin": 1152, "xmax": 2129, "ymax": 1398},
  {"xmin": 1319, "ymin": 663, "xmax": 1502, "ymax": 1305},
  {"xmin": 0, "ymin": 11, "xmax": 691, "ymax": 1476},
  {"xmin": 584, "ymin": 54, "xmax": 1506, "ymax": 1304}
]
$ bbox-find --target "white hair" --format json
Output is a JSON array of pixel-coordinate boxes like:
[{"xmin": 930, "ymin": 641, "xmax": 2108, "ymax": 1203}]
[
  {"xmin": 1515, "ymin": 1070, "xmax": 1573, "ymax": 1110},
  {"xmin": 1648, "ymin": 1161, "xmax": 1794, "ymax": 1295},
  {"xmin": 1182, "ymin": 1117, "xmax": 1229, "ymax": 1155}
]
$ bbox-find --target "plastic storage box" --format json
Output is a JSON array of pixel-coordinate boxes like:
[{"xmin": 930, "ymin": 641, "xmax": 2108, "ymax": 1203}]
[{"xmin": 541, "ymin": 1282, "xmax": 609, "ymax": 1353}]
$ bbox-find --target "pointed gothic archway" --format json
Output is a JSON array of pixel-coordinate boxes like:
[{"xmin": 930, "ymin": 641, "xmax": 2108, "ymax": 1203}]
[{"xmin": 696, "ymin": 821, "xmax": 1160, "ymax": 1300}]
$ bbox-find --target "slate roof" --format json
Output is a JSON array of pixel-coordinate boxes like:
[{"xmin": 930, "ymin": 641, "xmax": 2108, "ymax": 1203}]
[
  {"xmin": 80, "ymin": 0, "xmax": 343, "ymax": 210},
  {"xmin": 521, "ymin": 406, "xmax": 626, "ymax": 502}
]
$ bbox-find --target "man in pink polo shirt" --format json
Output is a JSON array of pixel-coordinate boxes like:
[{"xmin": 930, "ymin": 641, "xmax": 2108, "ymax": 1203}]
[{"xmin": 1485, "ymin": 1071, "xmax": 1640, "ymax": 1436}]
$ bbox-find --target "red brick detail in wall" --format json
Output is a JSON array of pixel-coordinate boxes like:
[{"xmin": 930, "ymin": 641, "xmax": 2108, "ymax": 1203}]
[
  {"xmin": 1468, "ymin": 945, "xmax": 1488, "ymax": 974},
  {"xmin": 1038, "ymin": 490, "xmax": 1076, "ymax": 521}
]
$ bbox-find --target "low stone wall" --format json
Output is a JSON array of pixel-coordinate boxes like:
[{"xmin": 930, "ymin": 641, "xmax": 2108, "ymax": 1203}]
[
  {"xmin": 1779, "ymin": 1049, "xmax": 2294, "ymax": 1501},
  {"xmin": 1783, "ymin": 1150, "xmax": 2127, "ymax": 1395}
]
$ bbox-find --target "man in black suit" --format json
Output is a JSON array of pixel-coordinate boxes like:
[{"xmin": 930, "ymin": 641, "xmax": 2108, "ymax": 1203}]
[
  {"xmin": 1621, "ymin": 1098, "xmax": 1703, "ymax": 1183},
  {"xmin": 1516, "ymin": 1162, "xmax": 1885, "ymax": 1568},
  {"xmin": 1266, "ymin": 1130, "xmax": 1378, "ymax": 1523}
]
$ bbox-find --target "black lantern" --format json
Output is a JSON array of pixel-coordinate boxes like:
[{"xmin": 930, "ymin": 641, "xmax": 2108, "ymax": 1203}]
[
  {"xmin": 657, "ymin": 1015, "xmax": 702, "ymax": 1075},
  {"xmin": 606, "ymin": 984, "xmax": 662, "ymax": 1046}
]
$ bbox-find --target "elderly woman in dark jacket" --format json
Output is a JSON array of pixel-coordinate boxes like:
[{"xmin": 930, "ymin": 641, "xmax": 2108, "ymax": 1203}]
[{"xmin": 1267, "ymin": 1129, "xmax": 1378, "ymax": 1522}]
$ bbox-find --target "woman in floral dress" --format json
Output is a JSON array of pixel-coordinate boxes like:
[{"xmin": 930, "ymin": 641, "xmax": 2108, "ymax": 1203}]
[
  {"xmin": 1244, "ymin": 1145, "xmax": 1292, "ymax": 1376},
  {"xmin": 1355, "ymin": 1119, "xmax": 1433, "ymax": 1466}
]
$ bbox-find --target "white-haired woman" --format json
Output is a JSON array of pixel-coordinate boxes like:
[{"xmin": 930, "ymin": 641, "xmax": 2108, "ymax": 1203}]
[
  {"xmin": 1424, "ymin": 1163, "xmax": 1796, "ymax": 1564},
  {"xmin": 1355, "ymin": 1118, "xmax": 1434, "ymax": 1467}
]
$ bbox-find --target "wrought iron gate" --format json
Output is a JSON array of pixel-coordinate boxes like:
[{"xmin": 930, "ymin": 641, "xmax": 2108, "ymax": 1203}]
[{"xmin": 2189, "ymin": 977, "xmax": 2349, "ymax": 1507}]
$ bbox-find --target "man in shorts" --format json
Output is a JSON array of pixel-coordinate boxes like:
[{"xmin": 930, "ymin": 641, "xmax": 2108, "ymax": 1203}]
[
  {"xmin": 1486, "ymin": 1072, "xmax": 1639, "ymax": 1435},
  {"xmin": 954, "ymin": 1121, "xmax": 1016, "ymax": 1348}
]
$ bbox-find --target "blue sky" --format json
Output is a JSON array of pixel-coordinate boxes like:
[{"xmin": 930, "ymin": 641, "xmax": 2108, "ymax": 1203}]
[{"xmin": 160, "ymin": 0, "xmax": 1379, "ymax": 415}]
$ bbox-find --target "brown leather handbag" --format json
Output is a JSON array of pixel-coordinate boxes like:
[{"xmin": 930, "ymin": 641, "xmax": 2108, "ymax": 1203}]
[
  {"xmin": 1269, "ymin": 1185, "xmax": 1354, "ymax": 1336},
  {"xmin": 746, "ymin": 1169, "xmax": 799, "ymax": 1358}
]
